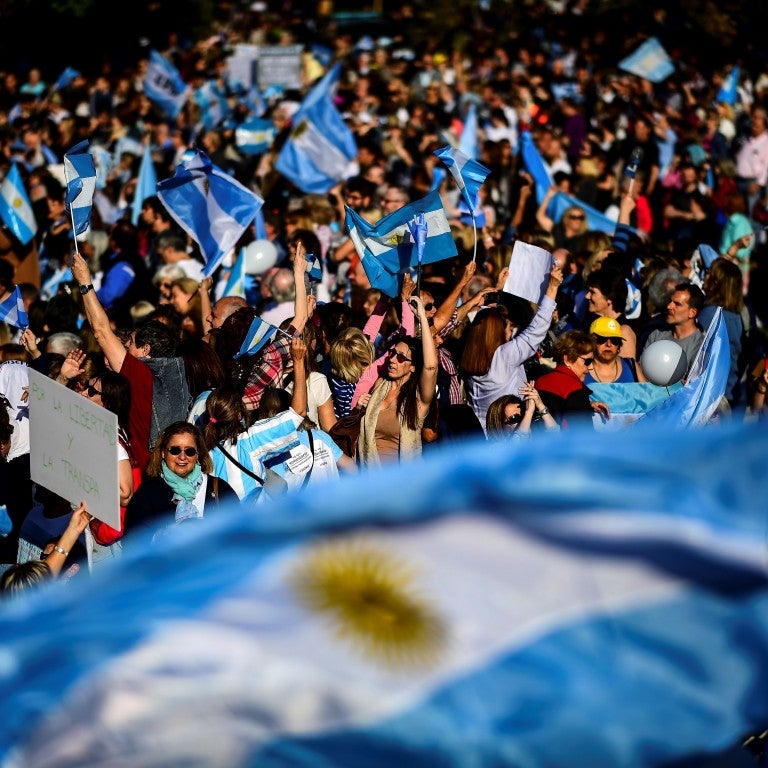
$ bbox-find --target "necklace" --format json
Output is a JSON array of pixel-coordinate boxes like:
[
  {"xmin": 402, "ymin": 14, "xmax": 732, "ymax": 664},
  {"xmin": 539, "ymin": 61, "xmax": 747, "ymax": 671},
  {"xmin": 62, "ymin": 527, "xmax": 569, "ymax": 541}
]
[{"xmin": 591, "ymin": 358, "xmax": 620, "ymax": 383}]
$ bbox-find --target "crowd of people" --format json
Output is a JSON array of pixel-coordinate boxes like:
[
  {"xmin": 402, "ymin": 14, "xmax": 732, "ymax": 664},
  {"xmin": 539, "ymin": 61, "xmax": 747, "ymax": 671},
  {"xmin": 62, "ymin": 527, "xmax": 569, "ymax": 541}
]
[{"xmin": 2, "ymin": 2, "xmax": 768, "ymax": 593}]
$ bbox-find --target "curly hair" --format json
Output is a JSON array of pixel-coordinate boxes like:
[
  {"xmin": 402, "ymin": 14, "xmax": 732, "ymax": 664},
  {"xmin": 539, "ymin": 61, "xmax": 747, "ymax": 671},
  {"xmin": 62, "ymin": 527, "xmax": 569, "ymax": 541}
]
[
  {"xmin": 146, "ymin": 421, "xmax": 213, "ymax": 477},
  {"xmin": 552, "ymin": 330, "xmax": 595, "ymax": 364}
]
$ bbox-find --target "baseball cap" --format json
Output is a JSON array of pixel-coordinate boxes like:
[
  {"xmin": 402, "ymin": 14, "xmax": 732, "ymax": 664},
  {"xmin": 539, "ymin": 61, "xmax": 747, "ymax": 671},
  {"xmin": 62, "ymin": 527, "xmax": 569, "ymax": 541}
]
[{"xmin": 589, "ymin": 316, "xmax": 624, "ymax": 339}]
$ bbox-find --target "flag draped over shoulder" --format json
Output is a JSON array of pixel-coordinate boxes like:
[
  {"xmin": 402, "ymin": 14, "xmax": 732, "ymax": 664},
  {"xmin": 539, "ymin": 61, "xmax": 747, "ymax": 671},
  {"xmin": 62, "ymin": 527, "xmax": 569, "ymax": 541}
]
[
  {"xmin": 0, "ymin": 285, "xmax": 28, "ymax": 329},
  {"xmin": 0, "ymin": 162, "xmax": 36, "ymax": 244},
  {"xmin": 434, "ymin": 145, "xmax": 490, "ymax": 219},
  {"xmin": 131, "ymin": 143, "xmax": 158, "ymax": 226},
  {"xmin": 144, "ymin": 50, "xmax": 190, "ymax": 119},
  {"xmin": 63, "ymin": 140, "xmax": 96, "ymax": 238},
  {"xmin": 618, "ymin": 37, "xmax": 674, "ymax": 83},
  {"xmin": 275, "ymin": 63, "xmax": 357, "ymax": 193},
  {"xmin": 345, "ymin": 189, "xmax": 457, "ymax": 297},
  {"xmin": 157, "ymin": 149, "xmax": 263, "ymax": 278},
  {"xmin": 1, "ymin": 420, "xmax": 767, "ymax": 766}
]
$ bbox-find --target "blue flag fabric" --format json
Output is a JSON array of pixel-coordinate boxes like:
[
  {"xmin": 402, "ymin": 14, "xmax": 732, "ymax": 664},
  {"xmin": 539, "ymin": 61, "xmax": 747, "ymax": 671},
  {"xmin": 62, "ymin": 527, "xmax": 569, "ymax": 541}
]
[
  {"xmin": 618, "ymin": 37, "xmax": 675, "ymax": 83},
  {"xmin": 275, "ymin": 64, "xmax": 357, "ymax": 193},
  {"xmin": 519, "ymin": 131, "xmax": 553, "ymax": 205},
  {"xmin": 235, "ymin": 315, "xmax": 280, "ymax": 358},
  {"xmin": 458, "ymin": 102, "xmax": 479, "ymax": 160},
  {"xmin": 547, "ymin": 191, "xmax": 620, "ymax": 235},
  {"xmin": 1, "ymin": 419, "xmax": 767, "ymax": 765},
  {"xmin": 131, "ymin": 143, "xmax": 158, "ymax": 226},
  {"xmin": 254, "ymin": 206, "xmax": 268, "ymax": 240},
  {"xmin": 717, "ymin": 66, "xmax": 740, "ymax": 105},
  {"xmin": 434, "ymin": 145, "xmax": 491, "ymax": 217},
  {"xmin": 235, "ymin": 118, "xmax": 276, "ymax": 155},
  {"xmin": 144, "ymin": 50, "xmax": 190, "ymax": 119},
  {"xmin": 52, "ymin": 66, "xmax": 80, "ymax": 92},
  {"xmin": 63, "ymin": 140, "xmax": 96, "ymax": 238},
  {"xmin": 0, "ymin": 162, "xmax": 36, "ymax": 244},
  {"xmin": 194, "ymin": 81, "xmax": 231, "ymax": 131},
  {"xmin": 0, "ymin": 285, "xmax": 28, "ymax": 329},
  {"xmin": 305, "ymin": 252, "xmax": 323, "ymax": 283},
  {"xmin": 639, "ymin": 307, "xmax": 730, "ymax": 429},
  {"xmin": 157, "ymin": 149, "xmax": 263, "ymax": 278},
  {"xmin": 220, "ymin": 247, "xmax": 246, "ymax": 299},
  {"xmin": 345, "ymin": 189, "xmax": 458, "ymax": 297}
]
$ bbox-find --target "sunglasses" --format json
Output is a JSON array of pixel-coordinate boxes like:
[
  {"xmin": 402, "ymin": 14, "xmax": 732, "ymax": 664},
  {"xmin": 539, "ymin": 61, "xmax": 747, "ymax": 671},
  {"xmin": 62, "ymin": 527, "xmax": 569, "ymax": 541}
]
[
  {"xmin": 580, "ymin": 357, "xmax": 594, "ymax": 366},
  {"xmin": 388, "ymin": 349, "xmax": 412, "ymax": 363},
  {"xmin": 568, "ymin": 214, "xmax": 585, "ymax": 220},
  {"xmin": 166, "ymin": 445, "xmax": 198, "ymax": 457},
  {"xmin": 87, "ymin": 383, "xmax": 101, "ymax": 397},
  {"xmin": 423, "ymin": 302, "xmax": 435, "ymax": 312},
  {"xmin": 594, "ymin": 335, "xmax": 621, "ymax": 346},
  {"xmin": 504, "ymin": 413, "xmax": 522, "ymax": 426}
]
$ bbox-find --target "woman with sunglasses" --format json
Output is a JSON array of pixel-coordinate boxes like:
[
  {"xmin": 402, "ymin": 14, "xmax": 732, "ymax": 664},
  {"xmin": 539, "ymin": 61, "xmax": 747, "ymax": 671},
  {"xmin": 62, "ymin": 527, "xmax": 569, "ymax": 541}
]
[
  {"xmin": 124, "ymin": 421, "xmax": 235, "ymax": 540},
  {"xmin": 536, "ymin": 185, "xmax": 589, "ymax": 253},
  {"xmin": 485, "ymin": 381, "xmax": 560, "ymax": 440},
  {"xmin": 583, "ymin": 316, "xmax": 641, "ymax": 385},
  {"xmin": 357, "ymin": 296, "xmax": 437, "ymax": 467},
  {"xmin": 534, "ymin": 330, "xmax": 610, "ymax": 427}
]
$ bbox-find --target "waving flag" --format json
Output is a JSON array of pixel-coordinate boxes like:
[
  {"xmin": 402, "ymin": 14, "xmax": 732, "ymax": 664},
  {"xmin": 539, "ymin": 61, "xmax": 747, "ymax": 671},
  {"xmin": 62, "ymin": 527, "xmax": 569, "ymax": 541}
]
[
  {"xmin": 0, "ymin": 285, "xmax": 28, "ymax": 329},
  {"xmin": 275, "ymin": 63, "xmax": 357, "ymax": 193},
  {"xmin": 1, "ymin": 419, "xmax": 767, "ymax": 766},
  {"xmin": 305, "ymin": 252, "xmax": 323, "ymax": 283},
  {"xmin": 157, "ymin": 149, "xmax": 263, "ymax": 277},
  {"xmin": 234, "ymin": 315, "xmax": 280, "ymax": 358},
  {"xmin": 458, "ymin": 102, "xmax": 479, "ymax": 160},
  {"xmin": 639, "ymin": 307, "xmax": 729, "ymax": 429},
  {"xmin": 717, "ymin": 65, "xmax": 740, "ymax": 105},
  {"xmin": 618, "ymin": 37, "xmax": 674, "ymax": 83},
  {"xmin": 221, "ymin": 247, "xmax": 246, "ymax": 298},
  {"xmin": 345, "ymin": 189, "xmax": 457, "ymax": 297},
  {"xmin": 144, "ymin": 50, "xmax": 190, "ymax": 119},
  {"xmin": 434, "ymin": 144, "xmax": 490, "ymax": 218},
  {"xmin": 235, "ymin": 118, "xmax": 276, "ymax": 155},
  {"xmin": 52, "ymin": 66, "xmax": 80, "ymax": 92},
  {"xmin": 90, "ymin": 144, "xmax": 112, "ymax": 191},
  {"xmin": 519, "ymin": 130, "xmax": 554, "ymax": 205},
  {"xmin": 547, "ymin": 190, "xmax": 621, "ymax": 235},
  {"xmin": 194, "ymin": 80, "xmax": 230, "ymax": 131},
  {"xmin": 0, "ymin": 162, "xmax": 36, "ymax": 244},
  {"xmin": 131, "ymin": 143, "xmax": 158, "ymax": 226},
  {"xmin": 63, "ymin": 140, "xmax": 96, "ymax": 238}
]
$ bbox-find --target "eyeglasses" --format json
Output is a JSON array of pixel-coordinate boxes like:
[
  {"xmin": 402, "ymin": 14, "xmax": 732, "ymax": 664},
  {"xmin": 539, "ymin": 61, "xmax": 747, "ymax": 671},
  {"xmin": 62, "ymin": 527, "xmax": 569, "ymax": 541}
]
[
  {"xmin": 166, "ymin": 445, "xmax": 198, "ymax": 457},
  {"xmin": 504, "ymin": 413, "xmax": 522, "ymax": 426},
  {"xmin": 382, "ymin": 198, "xmax": 404, "ymax": 205},
  {"xmin": 579, "ymin": 357, "xmax": 594, "ymax": 366},
  {"xmin": 423, "ymin": 302, "xmax": 435, "ymax": 312},
  {"xmin": 388, "ymin": 349, "xmax": 412, "ymax": 363},
  {"xmin": 87, "ymin": 383, "xmax": 101, "ymax": 397},
  {"xmin": 594, "ymin": 335, "xmax": 621, "ymax": 346}
]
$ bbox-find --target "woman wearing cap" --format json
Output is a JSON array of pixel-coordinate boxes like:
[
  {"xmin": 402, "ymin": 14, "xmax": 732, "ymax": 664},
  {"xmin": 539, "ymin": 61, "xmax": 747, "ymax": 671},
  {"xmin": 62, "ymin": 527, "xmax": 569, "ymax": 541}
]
[
  {"xmin": 584, "ymin": 316, "xmax": 644, "ymax": 385},
  {"xmin": 535, "ymin": 330, "xmax": 610, "ymax": 427}
]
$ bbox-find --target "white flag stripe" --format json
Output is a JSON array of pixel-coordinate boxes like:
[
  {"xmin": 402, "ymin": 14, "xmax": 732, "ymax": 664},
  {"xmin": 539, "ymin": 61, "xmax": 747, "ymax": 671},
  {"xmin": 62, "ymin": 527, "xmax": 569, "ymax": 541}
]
[
  {"xmin": 292, "ymin": 119, "xmax": 351, "ymax": 179},
  {"xmin": 363, "ymin": 208, "xmax": 453, "ymax": 258}
]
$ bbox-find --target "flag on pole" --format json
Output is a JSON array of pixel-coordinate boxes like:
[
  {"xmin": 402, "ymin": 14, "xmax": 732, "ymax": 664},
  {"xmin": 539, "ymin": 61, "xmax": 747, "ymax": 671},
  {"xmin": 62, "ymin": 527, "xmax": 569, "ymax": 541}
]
[
  {"xmin": 305, "ymin": 253, "xmax": 323, "ymax": 283},
  {"xmin": 345, "ymin": 189, "xmax": 457, "ymax": 297},
  {"xmin": 90, "ymin": 144, "xmax": 112, "ymax": 191},
  {"xmin": 221, "ymin": 247, "xmax": 246, "ymax": 299},
  {"xmin": 52, "ymin": 66, "xmax": 80, "ymax": 92},
  {"xmin": 618, "ymin": 37, "xmax": 675, "ymax": 83},
  {"xmin": 63, "ymin": 140, "xmax": 96, "ymax": 238},
  {"xmin": 458, "ymin": 102, "xmax": 479, "ymax": 160},
  {"xmin": 0, "ymin": 285, "xmax": 28, "ymax": 329},
  {"xmin": 254, "ymin": 206, "xmax": 268, "ymax": 240},
  {"xmin": 143, "ymin": 50, "xmax": 190, "ymax": 119},
  {"xmin": 275, "ymin": 63, "xmax": 357, "ymax": 193},
  {"xmin": 157, "ymin": 149, "xmax": 263, "ymax": 278},
  {"xmin": 234, "ymin": 315, "xmax": 280, "ymax": 358},
  {"xmin": 717, "ymin": 65, "xmax": 740, "ymax": 105},
  {"xmin": 235, "ymin": 118, "xmax": 276, "ymax": 155},
  {"xmin": 0, "ymin": 162, "xmax": 36, "ymax": 244},
  {"xmin": 1, "ymin": 419, "xmax": 767, "ymax": 765},
  {"xmin": 194, "ymin": 80, "xmax": 231, "ymax": 131},
  {"xmin": 434, "ymin": 145, "xmax": 490, "ymax": 218},
  {"xmin": 131, "ymin": 143, "xmax": 158, "ymax": 226}
]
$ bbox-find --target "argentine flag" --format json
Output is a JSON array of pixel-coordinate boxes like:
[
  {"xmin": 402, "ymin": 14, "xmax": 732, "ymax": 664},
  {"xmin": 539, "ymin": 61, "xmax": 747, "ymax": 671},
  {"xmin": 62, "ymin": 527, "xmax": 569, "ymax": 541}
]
[
  {"xmin": 194, "ymin": 80, "xmax": 230, "ymax": 131},
  {"xmin": 131, "ymin": 142, "xmax": 158, "ymax": 227},
  {"xmin": 0, "ymin": 162, "xmax": 36, "ymax": 244},
  {"xmin": 0, "ymin": 420, "xmax": 767, "ymax": 765},
  {"xmin": 618, "ymin": 37, "xmax": 674, "ymax": 83},
  {"xmin": 345, "ymin": 189, "xmax": 457, "ymax": 297},
  {"xmin": 434, "ymin": 144, "xmax": 490, "ymax": 220},
  {"xmin": 157, "ymin": 149, "xmax": 263, "ymax": 278},
  {"xmin": 0, "ymin": 285, "xmax": 28, "ymax": 329},
  {"xmin": 220, "ymin": 246, "xmax": 246, "ymax": 298},
  {"xmin": 235, "ymin": 118, "xmax": 276, "ymax": 155},
  {"xmin": 234, "ymin": 315, "xmax": 281, "ymax": 359},
  {"xmin": 144, "ymin": 49, "xmax": 190, "ymax": 119},
  {"xmin": 63, "ymin": 140, "xmax": 96, "ymax": 239},
  {"xmin": 52, "ymin": 66, "xmax": 79, "ymax": 92},
  {"xmin": 275, "ymin": 63, "xmax": 357, "ymax": 194}
]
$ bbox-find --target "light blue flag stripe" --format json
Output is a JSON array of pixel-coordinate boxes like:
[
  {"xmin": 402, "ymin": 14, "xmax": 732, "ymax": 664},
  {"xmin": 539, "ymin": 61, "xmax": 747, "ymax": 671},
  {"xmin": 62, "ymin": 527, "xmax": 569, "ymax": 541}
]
[
  {"xmin": 458, "ymin": 102, "xmax": 479, "ymax": 160},
  {"xmin": 53, "ymin": 66, "xmax": 79, "ymax": 92},
  {"xmin": 434, "ymin": 144, "xmax": 490, "ymax": 217},
  {"xmin": 0, "ymin": 162, "xmax": 36, "ymax": 244},
  {"xmin": 0, "ymin": 285, "xmax": 29, "ymax": 329},
  {"xmin": 235, "ymin": 118, "xmax": 276, "ymax": 155},
  {"xmin": 131, "ymin": 143, "xmax": 158, "ymax": 226},
  {"xmin": 717, "ymin": 65, "xmax": 740, "ymax": 105},
  {"xmin": 519, "ymin": 130, "xmax": 553, "ymax": 205},
  {"xmin": 221, "ymin": 246, "xmax": 246, "ymax": 298},
  {"xmin": 194, "ymin": 81, "xmax": 231, "ymax": 131},
  {"xmin": 63, "ymin": 140, "xmax": 96, "ymax": 237},
  {"xmin": 618, "ymin": 37, "xmax": 675, "ymax": 83},
  {"xmin": 548, "ymin": 190, "xmax": 620, "ymax": 235},
  {"xmin": 275, "ymin": 63, "xmax": 357, "ymax": 193},
  {"xmin": 345, "ymin": 189, "xmax": 458, "ymax": 297},
  {"xmin": 0, "ymin": 420, "xmax": 767, "ymax": 765},
  {"xmin": 144, "ymin": 50, "xmax": 189, "ymax": 119},
  {"xmin": 234, "ymin": 315, "xmax": 279, "ymax": 358},
  {"xmin": 157, "ymin": 149, "xmax": 263, "ymax": 277}
]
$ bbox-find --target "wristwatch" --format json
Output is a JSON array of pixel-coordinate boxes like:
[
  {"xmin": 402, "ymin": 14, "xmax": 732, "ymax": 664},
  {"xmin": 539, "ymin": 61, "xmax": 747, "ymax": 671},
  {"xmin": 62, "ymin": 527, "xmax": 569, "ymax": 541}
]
[{"xmin": 79, "ymin": 283, "xmax": 94, "ymax": 295}]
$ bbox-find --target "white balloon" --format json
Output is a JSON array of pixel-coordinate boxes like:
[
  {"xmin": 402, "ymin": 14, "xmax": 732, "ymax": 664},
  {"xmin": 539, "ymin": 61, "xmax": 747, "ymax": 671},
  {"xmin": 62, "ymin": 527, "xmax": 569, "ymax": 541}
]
[
  {"xmin": 640, "ymin": 340, "xmax": 688, "ymax": 387},
  {"xmin": 243, "ymin": 239, "xmax": 278, "ymax": 275}
]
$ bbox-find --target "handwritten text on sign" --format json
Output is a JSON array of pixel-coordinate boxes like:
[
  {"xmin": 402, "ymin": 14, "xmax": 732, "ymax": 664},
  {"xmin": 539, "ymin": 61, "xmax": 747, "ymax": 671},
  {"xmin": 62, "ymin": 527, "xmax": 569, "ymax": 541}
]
[{"xmin": 28, "ymin": 368, "xmax": 120, "ymax": 529}]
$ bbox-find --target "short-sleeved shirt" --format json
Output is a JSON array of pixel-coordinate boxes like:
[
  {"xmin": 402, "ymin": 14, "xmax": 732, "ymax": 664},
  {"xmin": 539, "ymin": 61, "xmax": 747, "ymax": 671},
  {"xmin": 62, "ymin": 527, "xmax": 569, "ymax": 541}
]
[{"xmin": 119, "ymin": 353, "xmax": 153, "ymax": 472}]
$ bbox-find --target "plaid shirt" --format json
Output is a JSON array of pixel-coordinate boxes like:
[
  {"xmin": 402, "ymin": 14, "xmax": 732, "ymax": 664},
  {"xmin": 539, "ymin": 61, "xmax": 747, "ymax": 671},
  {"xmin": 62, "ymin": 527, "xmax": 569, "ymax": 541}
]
[
  {"xmin": 437, "ymin": 311, "xmax": 464, "ymax": 406},
  {"xmin": 242, "ymin": 323, "xmax": 296, "ymax": 411}
]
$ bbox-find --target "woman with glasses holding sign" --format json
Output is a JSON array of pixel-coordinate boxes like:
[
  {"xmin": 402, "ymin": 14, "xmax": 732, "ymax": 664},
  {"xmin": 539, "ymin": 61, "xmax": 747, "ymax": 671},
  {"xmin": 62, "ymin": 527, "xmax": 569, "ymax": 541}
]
[
  {"xmin": 534, "ymin": 330, "xmax": 610, "ymax": 428},
  {"xmin": 124, "ymin": 421, "xmax": 235, "ymax": 542}
]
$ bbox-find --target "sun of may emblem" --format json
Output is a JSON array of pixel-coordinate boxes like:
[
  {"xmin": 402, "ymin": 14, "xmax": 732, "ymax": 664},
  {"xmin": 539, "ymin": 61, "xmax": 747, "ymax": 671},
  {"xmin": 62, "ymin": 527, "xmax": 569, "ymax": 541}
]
[
  {"xmin": 292, "ymin": 119, "xmax": 309, "ymax": 140},
  {"xmin": 385, "ymin": 230, "xmax": 406, "ymax": 247},
  {"xmin": 289, "ymin": 537, "xmax": 448, "ymax": 670}
]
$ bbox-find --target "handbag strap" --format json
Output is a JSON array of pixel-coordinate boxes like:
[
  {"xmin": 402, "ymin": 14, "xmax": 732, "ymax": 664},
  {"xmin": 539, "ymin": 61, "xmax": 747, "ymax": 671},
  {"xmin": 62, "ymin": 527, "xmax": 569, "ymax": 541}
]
[
  {"xmin": 217, "ymin": 441, "xmax": 265, "ymax": 486},
  {"xmin": 300, "ymin": 430, "xmax": 315, "ymax": 490}
]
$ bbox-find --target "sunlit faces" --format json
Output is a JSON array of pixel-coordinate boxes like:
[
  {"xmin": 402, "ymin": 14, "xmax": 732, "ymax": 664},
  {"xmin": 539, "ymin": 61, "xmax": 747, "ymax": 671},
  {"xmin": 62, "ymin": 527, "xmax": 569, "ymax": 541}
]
[
  {"xmin": 593, "ymin": 335, "xmax": 621, "ymax": 363},
  {"xmin": 666, "ymin": 290, "xmax": 695, "ymax": 326},
  {"xmin": 568, "ymin": 354, "xmax": 594, "ymax": 381},
  {"xmin": 162, "ymin": 433, "xmax": 199, "ymax": 478},
  {"xmin": 387, "ymin": 342, "xmax": 415, "ymax": 379},
  {"xmin": 170, "ymin": 284, "xmax": 193, "ymax": 315},
  {"xmin": 585, "ymin": 286, "xmax": 610, "ymax": 315}
]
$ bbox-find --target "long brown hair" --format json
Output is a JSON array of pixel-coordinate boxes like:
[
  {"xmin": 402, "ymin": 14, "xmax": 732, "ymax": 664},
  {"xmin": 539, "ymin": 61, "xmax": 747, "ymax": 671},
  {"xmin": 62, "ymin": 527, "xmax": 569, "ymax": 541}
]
[
  {"xmin": 460, "ymin": 307, "xmax": 507, "ymax": 376},
  {"xmin": 704, "ymin": 258, "xmax": 744, "ymax": 314}
]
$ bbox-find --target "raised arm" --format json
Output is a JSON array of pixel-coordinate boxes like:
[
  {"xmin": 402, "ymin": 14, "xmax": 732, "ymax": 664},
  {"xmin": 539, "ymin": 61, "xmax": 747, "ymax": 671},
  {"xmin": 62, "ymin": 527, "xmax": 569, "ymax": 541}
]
[
  {"xmin": 46, "ymin": 502, "xmax": 92, "ymax": 578},
  {"xmin": 535, "ymin": 186, "xmax": 557, "ymax": 234},
  {"xmin": 291, "ymin": 240, "xmax": 309, "ymax": 333},
  {"xmin": 199, "ymin": 275, "xmax": 214, "ymax": 338},
  {"xmin": 433, "ymin": 260, "xmax": 476, "ymax": 333},
  {"xmin": 408, "ymin": 296, "xmax": 438, "ymax": 417},
  {"xmin": 289, "ymin": 335, "xmax": 308, "ymax": 418},
  {"xmin": 70, "ymin": 250, "xmax": 127, "ymax": 371}
]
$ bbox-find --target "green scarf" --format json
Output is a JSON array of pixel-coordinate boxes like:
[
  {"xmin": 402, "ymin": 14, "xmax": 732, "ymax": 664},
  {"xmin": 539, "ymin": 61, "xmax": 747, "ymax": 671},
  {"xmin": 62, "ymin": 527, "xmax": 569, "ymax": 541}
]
[{"xmin": 161, "ymin": 462, "xmax": 203, "ymax": 501}]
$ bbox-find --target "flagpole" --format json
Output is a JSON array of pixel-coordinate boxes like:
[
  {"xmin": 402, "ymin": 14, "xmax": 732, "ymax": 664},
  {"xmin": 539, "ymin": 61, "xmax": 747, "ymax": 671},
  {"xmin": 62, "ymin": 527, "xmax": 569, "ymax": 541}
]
[{"xmin": 472, "ymin": 218, "xmax": 478, "ymax": 264}]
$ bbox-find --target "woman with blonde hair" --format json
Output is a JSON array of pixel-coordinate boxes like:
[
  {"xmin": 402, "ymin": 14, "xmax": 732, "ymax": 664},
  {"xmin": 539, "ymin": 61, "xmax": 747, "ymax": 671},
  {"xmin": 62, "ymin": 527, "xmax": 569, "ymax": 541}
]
[
  {"xmin": 169, "ymin": 276, "xmax": 204, "ymax": 339},
  {"xmin": 329, "ymin": 326, "xmax": 374, "ymax": 418}
]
